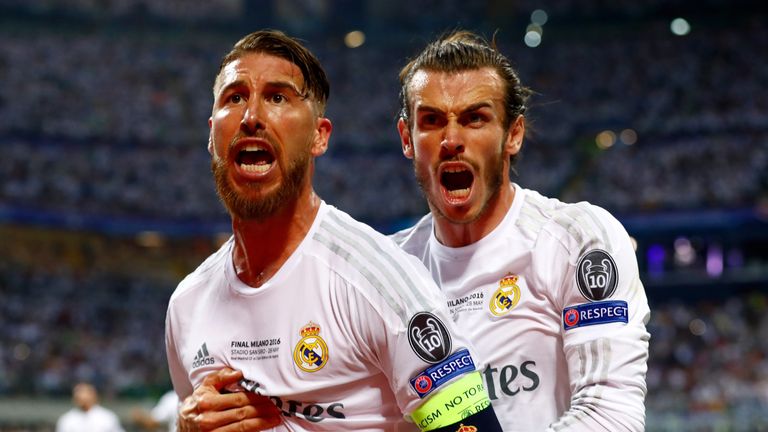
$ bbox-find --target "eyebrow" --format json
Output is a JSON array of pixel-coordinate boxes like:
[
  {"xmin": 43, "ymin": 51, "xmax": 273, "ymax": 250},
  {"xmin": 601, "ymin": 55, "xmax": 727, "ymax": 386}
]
[
  {"xmin": 264, "ymin": 80, "xmax": 305, "ymax": 96},
  {"xmin": 415, "ymin": 101, "xmax": 494, "ymax": 115},
  {"xmin": 217, "ymin": 79, "xmax": 305, "ymax": 98},
  {"xmin": 216, "ymin": 79, "xmax": 247, "ymax": 98}
]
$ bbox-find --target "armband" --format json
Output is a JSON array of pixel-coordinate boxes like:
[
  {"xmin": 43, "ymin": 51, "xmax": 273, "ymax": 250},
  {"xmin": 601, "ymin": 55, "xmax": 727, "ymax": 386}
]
[
  {"xmin": 411, "ymin": 371, "xmax": 498, "ymax": 431},
  {"xmin": 425, "ymin": 405, "xmax": 502, "ymax": 432}
]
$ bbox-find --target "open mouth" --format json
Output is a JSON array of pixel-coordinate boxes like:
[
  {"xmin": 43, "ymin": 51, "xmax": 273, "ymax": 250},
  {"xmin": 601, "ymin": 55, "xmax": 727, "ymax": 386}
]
[
  {"xmin": 236, "ymin": 145, "xmax": 274, "ymax": 174},
  {"xmin": 440, "ymin": 167, "xmax": 474, "ymax": 199}
]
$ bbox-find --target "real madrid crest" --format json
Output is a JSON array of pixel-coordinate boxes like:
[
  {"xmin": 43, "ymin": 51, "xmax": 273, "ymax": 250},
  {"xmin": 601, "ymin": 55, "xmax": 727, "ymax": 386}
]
[
  {"xmin": 489, "ymin": 273, "xmax": 521, "ymax": 317},
  {"xmin": 293, "ymin": 321, "xmax": 329, "ymax": 373}
]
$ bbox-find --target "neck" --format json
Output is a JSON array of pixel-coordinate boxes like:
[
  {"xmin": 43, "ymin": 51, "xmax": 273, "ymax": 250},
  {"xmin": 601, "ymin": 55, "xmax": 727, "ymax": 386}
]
[
  {"xmin": 231, "ymin": 188, "xmax": 321, "ymax": 287},
  {"xmin": 433, "ymin": 182, "xmax": 515, "ymax": 248}
]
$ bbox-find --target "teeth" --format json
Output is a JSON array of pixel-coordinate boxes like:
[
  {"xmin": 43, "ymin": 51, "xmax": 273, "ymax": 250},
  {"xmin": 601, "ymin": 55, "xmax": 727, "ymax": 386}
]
[
  {"xmin": 238, "ymin": 145, "xmax": 272, "ymax": 172},
  {"xmin": 241, "ymin": 163, "xmax": 271, "ymax": 173},
  {"xmin": 444, "ymin": 167, "xmax": 467, "ymax": 173},
  {"xmin": 243, "ymin": 145, "xmax": 266, "ymax": 152},
  {"xmin": 447, "ymin": 188, "xmax": 470, "ymax": 198}
]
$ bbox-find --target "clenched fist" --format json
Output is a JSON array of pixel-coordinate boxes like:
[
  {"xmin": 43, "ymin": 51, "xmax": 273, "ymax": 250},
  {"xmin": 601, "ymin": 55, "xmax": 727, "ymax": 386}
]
[{"xmin": 177, "ymin": 368, "xmax": 282, "ymax": 431}]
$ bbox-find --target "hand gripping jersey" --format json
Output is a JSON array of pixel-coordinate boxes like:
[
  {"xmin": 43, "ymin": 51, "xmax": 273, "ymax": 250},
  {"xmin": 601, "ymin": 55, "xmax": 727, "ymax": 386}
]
[
  {"xmin": 166, "ymin": 202, "xmax": 494, "ymax": 431},
  {"xmin": 392, "ymin": 184, "xmax": 651, "ymax": 432}
]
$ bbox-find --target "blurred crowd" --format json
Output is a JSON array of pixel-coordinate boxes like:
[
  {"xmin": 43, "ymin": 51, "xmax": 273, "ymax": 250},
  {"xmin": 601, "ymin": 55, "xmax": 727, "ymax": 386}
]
[
  {"xmin": 564, "ymin": 132, "xmax": 768, "ymax": 213},
  {"xmin": 2, "ymin": 236, "xmax": 768, "ymax": 429},
  {"xmin": 646, "ymin": 293, "xmax": 768, "ymax": 430},
  {"xmin": 3, "ymin": 132, "xmax": 764, "ymax": 227},
  {"xmin": 0, "ymin": 0, "xmax": 244, "ymax": 23},
  {"xmin": 1, "ymin": 1, "xmax": 768, "ymax": 431},
  {"xmin": 0, "ymin": 259, "xmax": 173, "ymax": 398},
  {"xmin": 1, "ymin": 10, "xmax": 767, "ymax": 225},
  {"xmin": 0, "ymin": 228, "xmax": 208, "ymax": 399}
]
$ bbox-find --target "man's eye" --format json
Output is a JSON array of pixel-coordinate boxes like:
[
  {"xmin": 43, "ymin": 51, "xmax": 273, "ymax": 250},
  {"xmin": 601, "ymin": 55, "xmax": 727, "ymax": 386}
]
[
  {"xmin": 271, "ymin": 94, "xmax": 285, "ymax": 103},
  {"xmin": 422, "ymin": 115, "xmax": 438, "ymax": 125},
  {"xmin": 468, "ymin": 113, "xmax": 484, "ymax": 123},
  {"xmin": 228, "ymin": 94, "xmax": 244, "ymax": 104}
]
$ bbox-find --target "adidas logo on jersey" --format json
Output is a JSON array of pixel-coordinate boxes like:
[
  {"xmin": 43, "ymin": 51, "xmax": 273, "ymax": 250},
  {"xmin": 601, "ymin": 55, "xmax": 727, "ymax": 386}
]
[{"xmin": 192, "ymin": 342, "xmax": 215, "ymax": 368}]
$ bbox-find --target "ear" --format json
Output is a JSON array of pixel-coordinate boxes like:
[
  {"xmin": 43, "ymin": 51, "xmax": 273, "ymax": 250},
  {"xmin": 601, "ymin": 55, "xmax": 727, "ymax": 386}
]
[
  {"xmin": 207, "ymin": 117, "xmax": 214, "ymax": 155},
  {"xmin": 311, "ymin": 117, "xmax": 332, "ymax": 157},
  {"xmin": 505, "ymin": 115, "xmax": 525, "ymax": 157},
  {"xmin": 397, "ymin": 118, "xmax": 414, "ymax": 159}
]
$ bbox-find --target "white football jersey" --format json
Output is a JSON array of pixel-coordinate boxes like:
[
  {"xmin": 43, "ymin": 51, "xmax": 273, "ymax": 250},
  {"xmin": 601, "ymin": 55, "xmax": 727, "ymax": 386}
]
[
  {"xmin": 151, "ymin": 390, "xmax": 178, "ymax": 432},
  {"xmin": 166, "ymin": 202, "xmax": 482, "ymax": 431},
  {"xmin": 392, "ymin": 184, "xmax": 651, "ymax": 431},
  {"xmin": 56, "ymin": 405, "xmax": 124, "ymax": 432}
]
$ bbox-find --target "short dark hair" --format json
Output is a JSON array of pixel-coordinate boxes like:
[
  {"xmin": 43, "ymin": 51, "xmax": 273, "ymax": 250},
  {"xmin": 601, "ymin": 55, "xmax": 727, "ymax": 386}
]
[
  {"xmin": 214, "ymin": 29, "xmax": 330, "ymax": 113},
  {"xmin": 399, "ymin": 31, "xmax": 531, "ymax": 130}
]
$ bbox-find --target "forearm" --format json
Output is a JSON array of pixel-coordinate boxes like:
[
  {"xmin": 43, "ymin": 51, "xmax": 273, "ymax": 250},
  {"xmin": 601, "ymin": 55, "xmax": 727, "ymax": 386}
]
[
  {"xmin": 549, "ymin": 336, "xmax": 648, "ymax": 431},
  {"xmin": 411, "ymin": 372, "xmax": 503, "ymax": 431}
]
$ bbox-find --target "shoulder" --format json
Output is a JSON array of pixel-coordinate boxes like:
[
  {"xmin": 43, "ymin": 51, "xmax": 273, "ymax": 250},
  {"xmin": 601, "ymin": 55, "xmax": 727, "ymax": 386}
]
[
  {"xmin": 389, "ymin": 213, "xmax": 432, "ymax": 255},
  {"xmin": 93, "ymin": 404, "xmax": 118, "ymax": 415},
  {"xmin": 309, "ymin": 205, "xmax": 444, "ymax": 322},
  {"xmin": 169, "ymin": 237, "xmax": 231, "ymax": 304},
  {"xmin": 518, "ymin": 189, "xmax": 628, "ymax": 257},
  {"xmin": 57, "ymin": 409, "xmax": 78, "ymax": 424},
  {"xmin": 152, "ymin": 391, "xmax": 179, "ymax": 419},
  {"xmin": 311, "ymin": 204, "xmax": 423, "ymax": 269}
]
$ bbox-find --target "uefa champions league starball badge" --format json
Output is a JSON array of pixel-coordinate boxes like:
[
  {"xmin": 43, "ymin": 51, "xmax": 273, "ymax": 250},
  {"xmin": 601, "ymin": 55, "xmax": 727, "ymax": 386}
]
[
  {"xmin": 408, "ymin": 312, "xmax": 451, "ymax": 364},
  {"xmin": 576, "ymin": 249, "xmax": 618, "ymax": 301}
]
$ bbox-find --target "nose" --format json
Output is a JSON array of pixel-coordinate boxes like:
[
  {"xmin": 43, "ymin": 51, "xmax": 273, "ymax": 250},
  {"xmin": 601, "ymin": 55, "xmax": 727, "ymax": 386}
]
[
  {"xmin": 241, "ymin": 98, "xmax": 266, "ymax": 134},
  {"xmin": 440, "ymin": 120, "xmax": 464, "ymax": 157}
]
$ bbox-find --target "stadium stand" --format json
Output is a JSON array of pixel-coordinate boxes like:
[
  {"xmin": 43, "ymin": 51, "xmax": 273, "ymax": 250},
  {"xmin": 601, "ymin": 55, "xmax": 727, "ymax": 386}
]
[{"xmin": 1, "ymin": 1, "xmax": 767, "ymax": 430}]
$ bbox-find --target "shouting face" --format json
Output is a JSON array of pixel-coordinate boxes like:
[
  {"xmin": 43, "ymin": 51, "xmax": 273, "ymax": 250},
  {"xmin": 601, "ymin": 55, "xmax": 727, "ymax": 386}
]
[
  {"xmin": 399, "ymin": 68, "xmax": 522, "ymax": 226},
  {"xmin": 209, "ymin": 52, "xmax": 330, "ymax": 220}
]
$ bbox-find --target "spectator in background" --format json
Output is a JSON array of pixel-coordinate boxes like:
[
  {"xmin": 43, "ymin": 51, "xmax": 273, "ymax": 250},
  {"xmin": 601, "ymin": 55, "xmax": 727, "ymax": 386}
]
[
  {"xmin": 56, "ymin": 382, "xmax": 124, "ymax": 432},
  {"xmin": 132, "ymin": 390, "xmax": 178, "ymax": 432}
]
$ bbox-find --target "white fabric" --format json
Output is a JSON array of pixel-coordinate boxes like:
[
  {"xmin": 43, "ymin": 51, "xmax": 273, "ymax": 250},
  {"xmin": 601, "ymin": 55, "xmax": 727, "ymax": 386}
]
[
  {"xmin": 55, "ymin": 405, "xmax": 124, "ymax": 432},
  {"xmin": 150, "ymin": 390, "xmax": 178, "ymax": 432},
  {"xmin": 391, "ymin": 184, "xmax": 651, "ymax": 432},
  {"xmin": 166, "ymin": 202, "xmax": 481, "ymax": 431}
]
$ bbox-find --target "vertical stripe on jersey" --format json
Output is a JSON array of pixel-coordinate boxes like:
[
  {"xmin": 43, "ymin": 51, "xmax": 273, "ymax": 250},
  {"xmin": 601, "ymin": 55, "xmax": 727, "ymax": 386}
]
[
  {"xmin": 518, "ymin": 193, "xmax": 562, "ymax": 242},
  {"xmin": 551, "ymin": 208, "xmax": 600, "ymax": 256},
  {"xmin": 515, "ymin": 217, "xmax": 542, "ymax": 242},
  {"xmin": 313, "ymin": 230, "xmax": 409, "ymax": 326},
  {"xmin": 551, "ymin": 339, "xmax": 613, "ymax": 431},
  {"xmin": 577, "ymin": 205, "xmax": 613, "ymax": 253},
  {"xmin": 517, "ymin": 199, "xmax": 549, "ymax": 241},
  {"xmin": 520, "ymin": 195, "xmax": 615, "ymax": 255},
  {"xmin": 325, "ymin": 211, "xmax": 432, "ymax": 309},
  {"xmin": 391, "ymin": 215, "xmax": 432, "ymax": 247},
  {"xmin": 561, "ymin": 204, "xmax": 614, "ymax": 255},
  {"xmin": 312, "ymin": 213, "xmax": 434, "ymax": 325},
  {"xmin": 579, "ymin": 339, "xmax": 610, "ymax": 403}
]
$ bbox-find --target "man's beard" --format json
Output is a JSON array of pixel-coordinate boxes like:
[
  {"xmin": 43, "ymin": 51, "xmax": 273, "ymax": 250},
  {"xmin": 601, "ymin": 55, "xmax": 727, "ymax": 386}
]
[
  {"xmin": 413, "ymin": 141, "xmax": 504, "ymax": 224},
  {"xmin": 212, "ymin": 149, "xmax": 310, "ymax": 221}
]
